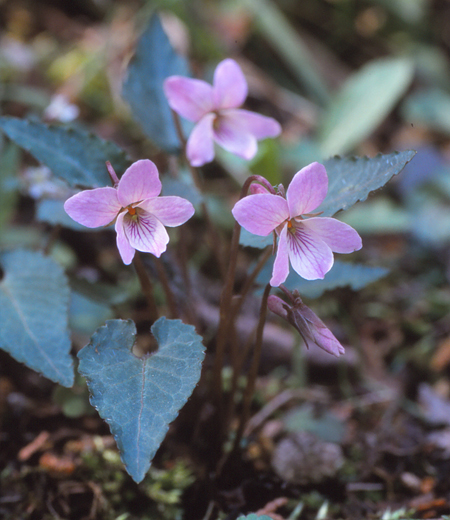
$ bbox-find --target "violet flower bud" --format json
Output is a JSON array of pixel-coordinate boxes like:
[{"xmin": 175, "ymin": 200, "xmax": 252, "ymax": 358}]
[{"xmin": 267, "ymin": 293, "xmax": 345, "ymax": 357}]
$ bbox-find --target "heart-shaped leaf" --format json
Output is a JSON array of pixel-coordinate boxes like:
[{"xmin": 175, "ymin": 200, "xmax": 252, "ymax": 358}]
[
  {"xmin": 319, "ymin": 151, "xmax": 416, "ymax": 217},
  {"xmin": 77, "ymin": 318, "xmax": 205, "ymax": 483},
  {"xmin": 122, "ymin": 14, "xmax": 191, "ymax": 153},
  {"xmin": 0, "ymin": 249, "xmax": 74, "ymax": 387},
  {"xmin": 0, "ymin": 117, "xmax": 130, "ymax": 188}
]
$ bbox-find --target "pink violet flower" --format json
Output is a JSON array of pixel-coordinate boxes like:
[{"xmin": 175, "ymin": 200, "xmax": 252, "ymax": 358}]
[
  {"xmin": 232, "ymin": 162, "xmax": 362, "ymax": 286},
  {"xmin": 267, "ymin": 293, "xmax": 345, "ymax": 357},
  {"xmin": 163, "ymin": 58, "xmax": 281, "ymax": 167},
  {"xmin": 64, "ymin": 159, "xmax": 195, "ymax": 265}
]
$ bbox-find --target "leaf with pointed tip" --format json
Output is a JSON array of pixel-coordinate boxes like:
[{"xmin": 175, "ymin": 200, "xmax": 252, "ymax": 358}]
[
  {"xmin": 0, "ymin": 249, "xmax": 74, "ymax": 387},
  {"xmin": 318, "ymin": 151, "xmax": 416, "ymax": 217},
  {"xmin": 0, "ymin": 117, "xmax": 130, "ymax": 188},
  {"xmin": 78, "ymin": 318, "xmax": 205, "ymax": 483},
  {"xmin": 257, "ymin": 259, "xmax": 388, "ymax": 298},
  {"xmin": 122, "ymin": 14, "xmax": 191, "ymax": 153}
]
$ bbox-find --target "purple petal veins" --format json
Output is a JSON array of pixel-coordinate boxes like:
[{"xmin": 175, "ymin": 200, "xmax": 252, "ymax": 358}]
[
  {"xmin": 64, "ymin": 159, "xmax": 195, "ymax": 265},
  {"xmin": 232, "ymin": 162, "xmax": 362, "ymax": 286}
]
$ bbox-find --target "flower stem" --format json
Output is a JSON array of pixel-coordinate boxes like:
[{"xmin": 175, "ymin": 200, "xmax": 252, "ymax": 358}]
[
  {"xmin": 105, "ymin": 161, "xmax": 120, "ymax": 187},
  {"xmin": 212, "ymin": 175, "xmax": 273, "ymax": 408},
  {"xmin": 133, "ymin": 253, "xmax": 159, "ymax": 323},
  {"xmin": 154, "ymin": 257, "xmax": 178, "ymax": 319},
  {"xmin": 231, "ymin": 282, "xmax": 271, "ymax": 454},
  {"xmin": 171, "ymin": 109, "xmax": 227, "ymax": 279}
]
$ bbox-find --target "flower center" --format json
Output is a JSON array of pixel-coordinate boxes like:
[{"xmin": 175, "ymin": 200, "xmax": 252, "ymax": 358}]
[
  {"xmin": 287, "ymin": 219, "xmax": 297, "ymax": 234},
  {"xmin": 127, "ymin": 206, "xmax": 136, "ymax": 216}
]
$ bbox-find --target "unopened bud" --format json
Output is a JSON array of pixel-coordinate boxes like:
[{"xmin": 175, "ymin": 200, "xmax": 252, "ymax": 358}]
[{"xmin": 267, "ymin": 293, "xmax": 345, "ymax": 357}]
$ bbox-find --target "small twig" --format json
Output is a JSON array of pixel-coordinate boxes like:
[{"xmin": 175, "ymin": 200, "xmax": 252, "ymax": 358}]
[{"xmin": 132, "ymin": 253, "xmax": 159, "ymax": 323}]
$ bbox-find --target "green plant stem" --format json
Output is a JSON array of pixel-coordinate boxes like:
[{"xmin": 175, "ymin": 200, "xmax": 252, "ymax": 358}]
[
  {"xmin": 231, "ymin": 283, "xmax": 271, "ymax": 454},
  {"xmin": 133, "ymin": 253, "xmax": 159, "ymax": 323}
]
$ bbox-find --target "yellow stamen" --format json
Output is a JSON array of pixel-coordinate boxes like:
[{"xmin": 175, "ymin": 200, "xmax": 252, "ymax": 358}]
[{"xmin": 128, "ymin": 206, "xmax": 136, "ymax": 216}]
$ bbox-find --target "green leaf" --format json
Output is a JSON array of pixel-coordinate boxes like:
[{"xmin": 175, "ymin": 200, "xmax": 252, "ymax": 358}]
[
  {"xmin": 161, "ymin": 173, "xmax": 203, "ymax": 208},
  {"xmin": 0, "ymin": 249, "xmax": 74, "ymax": 387},
  {"xmin": 0, "ymin": 117, "xmax": 130, "ymax": 188},
  {"xmin": 122, "ymin": 13, "xmax": 191, "ymax": 153},
  {"xmin": 242, "ymin": 0, "xmax": 330, "ymax": 105},
  {"xmin": 402, "ymin": 88, "xmax": 450, "ymax": 135},
  {"xmin": 249, "ymin": 139, "xmax": 282, "ymax": 186},
  {"xmin": 36, "ymin": 199, "xmax": 89, "ymax": 231},
  {"xmin": 318, "ymin": 151, "xmax": 416, "ymax": 217},
  {"xmin": 239, "ymin": 227, "xmax": 273, "ymax": 249},
  {"xmin": 69, "ymin": 291, "xmax": 113, "ymax": 336},
  {"xmin": 257, "ymin": 259, "xmax": 388, "ymax": 298},
  {"xmin": 284, "ymin": 403, "xmax": 346, "ymax": 443},
  {"xmin": 339, "ymin": 197, "xmax": 411, "ymax": 234},
  {"xmin": 319, "ymin": 58, "xmax": 414, "ymax": 156},
  {"xmin": 78, "ymin": 318, "xmax": 205, "ymax": 483}
]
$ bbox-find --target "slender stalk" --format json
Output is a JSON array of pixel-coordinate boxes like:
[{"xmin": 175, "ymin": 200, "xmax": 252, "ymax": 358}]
[
  {"xmin": 231, "ymin": 247, "xmax": 272, "ymax": 319},
  {"xmin": 154, "ymin": 257, "xmax": 178, "ymax": 319},
  {"xmin": 223, "ymin": 247, "xmax": 272, "ymax": 428},
  {"xmin": 133, "ymin": 253, "xmax": 159, "ymax": 323},
  {"xmin": 212, "ymin": 175, "xmax": 273, "ymax": 407},
  {"xmin": 171, "ymin": 108, "xmax": 226, "ymax": 278},
  {"xmin": 171, "ymin": 109, "xmax": 203, "ymax": 191},
  {"xmin": 231, "ymin": 283, "xmax": 271, "ymax": 454}
]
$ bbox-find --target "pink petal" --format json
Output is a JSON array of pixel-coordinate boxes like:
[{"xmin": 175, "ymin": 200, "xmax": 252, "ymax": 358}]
[
  {"xmin": 122, "ymin": 210, "xmax": 169, "ymax": 258},
  {"xmin": 163, "ymin": 76, "xmax": 215, "ymax": 122},
  {"xmin": 186, "ymin": 113, "xmax": 216, "ymax": 167},
  {"xmin": 287, "ymin": 223, "xmax": 334, "ymax": 280},
  {"xmin": 213, "ymin": 110, "xmax": 257, "ymax": 160},
  {"xmin": 270, "ymin": 225, "xmax": 290, "ymax": 286},
  {"xmin": 137, "ymin": 196, "xmax": 195, "ymax": 227},
  {"xmin": 267, "ymin": 295, "xmax": 289, "ymax": 320},
  {"xmin": 232, "ymin": 109, "xmax": 281, "ymax": 139},
  {"xmin": 115, "ymin": 212, "xmax": 136, "ymax": 264},
  {"xmin": 302, "ymin": 217, "xmax": 362, "ymax": 253},
  {"xmin": 213, "ymin": 59, "xmax": 248, "ymax": 109},
  {"xmin": 249, "ymin": 183, "xmax": 270, "ymax": 195},
  {"xmin": 286, "ymin": 162, "xmax": 328, "ymax": 218},
  {"xmin": 117, "ymin": 160, "xmax": 161, "ymax": 207},
  {"xmin": 232, "ymin": 193, "xmax": 289, "ymax": 236},
  {"xmin": 64, "ymin": 187, "xmax": 121, "ymax": 228}
]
